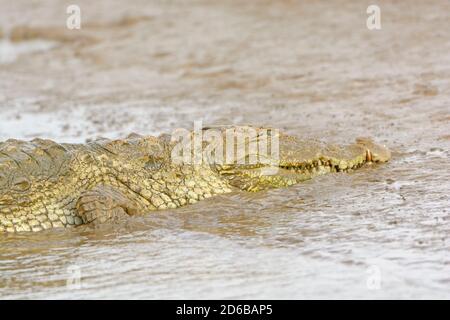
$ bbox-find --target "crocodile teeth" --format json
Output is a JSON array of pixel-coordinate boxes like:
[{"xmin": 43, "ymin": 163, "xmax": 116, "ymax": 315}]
[{"xmin": 366, "ymin": 149, "xmax": 373, "ymax": 162}]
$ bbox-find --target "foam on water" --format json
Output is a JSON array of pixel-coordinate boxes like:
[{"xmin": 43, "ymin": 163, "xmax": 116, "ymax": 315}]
[{"xmin": 0, "ymin": 38, "xmax": 56, "ymax": 64}]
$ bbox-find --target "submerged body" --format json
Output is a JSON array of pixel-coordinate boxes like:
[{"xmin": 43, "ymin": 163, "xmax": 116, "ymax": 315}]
[{"xmin": 0, "ymin": 126, "xmax": 391, "ymax": 233}]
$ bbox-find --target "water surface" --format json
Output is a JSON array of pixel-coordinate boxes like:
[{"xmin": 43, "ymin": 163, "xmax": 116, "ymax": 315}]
[{"xmin": 0, "ymin": 0, "xmax": 449, "ymax": 299}]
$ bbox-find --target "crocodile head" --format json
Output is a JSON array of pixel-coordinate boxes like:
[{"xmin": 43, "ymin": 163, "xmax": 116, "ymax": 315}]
[{"xmin": 202, "ymin": 127, "xmax": 391, "ymax": 191}]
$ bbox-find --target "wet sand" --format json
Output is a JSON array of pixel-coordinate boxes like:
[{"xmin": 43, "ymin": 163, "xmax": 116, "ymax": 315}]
[{"xmin": 0, "ymin": 0, "xmax": 449, "ymax": 299}]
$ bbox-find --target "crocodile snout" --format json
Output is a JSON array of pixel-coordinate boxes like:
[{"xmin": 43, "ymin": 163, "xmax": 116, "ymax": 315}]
[{"xmin": 356, "ymin": 138, "xmax": 391, "ymax": 163}]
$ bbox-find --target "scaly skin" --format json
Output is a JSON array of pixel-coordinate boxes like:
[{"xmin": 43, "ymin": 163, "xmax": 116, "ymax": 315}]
[{"xmin": 0, "ymin": 126, "xmax": 391, "ymax": 233}]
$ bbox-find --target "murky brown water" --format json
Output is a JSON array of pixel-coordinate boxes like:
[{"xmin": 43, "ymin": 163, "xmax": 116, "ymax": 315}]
[{"xmin": 0, "ymin": 0, "xmax": 449, "ymax": 299}]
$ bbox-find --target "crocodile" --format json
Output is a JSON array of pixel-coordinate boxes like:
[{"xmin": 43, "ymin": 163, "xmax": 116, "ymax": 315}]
[{"xmin": 0, "ymin": 126, "xmax": 391, "ymax": 233}]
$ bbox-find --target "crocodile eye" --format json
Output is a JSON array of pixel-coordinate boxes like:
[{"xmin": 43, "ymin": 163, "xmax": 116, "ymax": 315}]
[{"xmin": 12, "ymin": 177, "xmax": 31, "ymax": 192}]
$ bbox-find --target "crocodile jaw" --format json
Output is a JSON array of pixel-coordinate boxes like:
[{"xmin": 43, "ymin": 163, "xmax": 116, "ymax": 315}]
[{"xmin": 218, "ymin": 137, "xmax": 391, "ymax": 192}]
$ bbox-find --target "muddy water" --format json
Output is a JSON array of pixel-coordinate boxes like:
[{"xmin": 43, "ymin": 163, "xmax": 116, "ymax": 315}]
[{"xmin": 0, "ymin": 0, "xmax": 449, "ymax": 299}]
